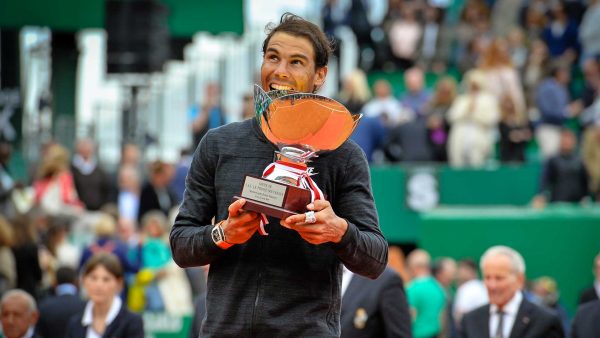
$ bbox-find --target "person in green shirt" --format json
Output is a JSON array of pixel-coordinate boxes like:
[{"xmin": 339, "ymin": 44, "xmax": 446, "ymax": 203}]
[{"xmin": 407, "ymin": 249, "xmax": 447, "ymax": 338}]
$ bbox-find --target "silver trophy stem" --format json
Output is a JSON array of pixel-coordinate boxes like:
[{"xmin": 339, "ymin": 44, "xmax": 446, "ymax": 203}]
[{"xmin": 279, "ymin": 146, "xmax": 317, "ymax": 164}]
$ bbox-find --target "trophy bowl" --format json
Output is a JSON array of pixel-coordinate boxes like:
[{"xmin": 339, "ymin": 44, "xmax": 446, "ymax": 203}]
[{"xmin": 233, "ymin": 85, "xmax": 362, "ymax": 220}]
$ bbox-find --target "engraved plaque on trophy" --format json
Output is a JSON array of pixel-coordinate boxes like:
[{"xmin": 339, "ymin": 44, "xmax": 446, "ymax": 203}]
[{"xmin": 232, "ymin": 85, "xmax": 362, "ymax": 219}]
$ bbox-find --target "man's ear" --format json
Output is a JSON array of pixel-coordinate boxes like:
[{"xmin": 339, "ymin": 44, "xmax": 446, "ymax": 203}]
[
  {"xmin": 314, "ymin": 66, "xmax": 328, "ymax": 91},
  {"xmin": 31, "ymin": 310, "xmax": 40, "ymax": 325},
  {"xmin": 517, "ymin": 272, "xmax": 525, "ymax": 288}
]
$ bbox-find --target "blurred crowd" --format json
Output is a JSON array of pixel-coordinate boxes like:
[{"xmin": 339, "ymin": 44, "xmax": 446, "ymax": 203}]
[
  {"xmin": 369, "ymin": 245, "xmax": 600, "ymax": 338},
  {"xmin": 323, "ymin": 0, "xmax": 600, "ymax": 204},
  {"xmin": 0, "ymin": 137, "xmax": 199, "ymax": 319}
]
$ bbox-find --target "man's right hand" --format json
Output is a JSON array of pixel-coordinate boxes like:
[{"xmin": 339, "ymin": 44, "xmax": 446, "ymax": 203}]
[{"xmin": 220, "ymin": 198, "xmax": 260, "ymax": 244}]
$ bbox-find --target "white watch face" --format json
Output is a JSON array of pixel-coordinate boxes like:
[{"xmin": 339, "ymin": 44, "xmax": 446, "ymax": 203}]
[{"xmin": 212, "ymin": 226, "xmax": 223, "ymax": 243}]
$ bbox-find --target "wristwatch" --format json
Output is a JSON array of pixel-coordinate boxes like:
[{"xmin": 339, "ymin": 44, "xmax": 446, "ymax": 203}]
[{"xmin": 211, "ymin": 221, "xmax": 233, "ymax": 249}]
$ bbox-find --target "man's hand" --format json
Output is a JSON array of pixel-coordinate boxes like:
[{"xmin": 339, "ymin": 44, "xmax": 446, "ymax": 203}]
[
  {"xmin": 280, "ymin": 200, "xmax": 348, "ymax": 245},
  {"xmin": 220, "ymin": 198, "xmax": 261, "ymax": 244}
]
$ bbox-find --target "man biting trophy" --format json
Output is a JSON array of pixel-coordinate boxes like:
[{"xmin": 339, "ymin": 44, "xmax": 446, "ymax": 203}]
[{"xmin": 171, "ymin": 12, "xmax": 388, "ymax": 338}]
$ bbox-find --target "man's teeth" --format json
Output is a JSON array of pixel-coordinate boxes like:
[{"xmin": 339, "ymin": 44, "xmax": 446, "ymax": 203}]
[{"xmin": 271, "ymin": 84, "xmax": 293, "ymax": 91}]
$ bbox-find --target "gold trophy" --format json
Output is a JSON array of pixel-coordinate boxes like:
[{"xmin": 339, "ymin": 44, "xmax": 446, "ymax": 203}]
[{"xmin": 233, "ymin": 85, "xmax": 361, "ymax": 221}]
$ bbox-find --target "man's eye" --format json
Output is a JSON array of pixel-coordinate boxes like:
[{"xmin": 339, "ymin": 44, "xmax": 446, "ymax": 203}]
[{"xmin": 291, "ymin": 60, "xmax": 303, "ymax": 65}]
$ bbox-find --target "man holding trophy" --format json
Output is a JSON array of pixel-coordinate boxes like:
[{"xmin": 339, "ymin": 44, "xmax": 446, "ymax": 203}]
[{"xmin": 171, "ymin": 13, "xmax": 388, "ymax": 337}]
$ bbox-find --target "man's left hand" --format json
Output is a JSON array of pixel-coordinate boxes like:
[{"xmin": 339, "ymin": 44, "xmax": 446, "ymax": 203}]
[{"xmin": 280, "ymin": 200, "xmax": 348, "ymax": 244}]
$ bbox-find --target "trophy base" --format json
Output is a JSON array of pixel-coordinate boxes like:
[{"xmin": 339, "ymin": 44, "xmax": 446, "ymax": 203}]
[
  {"xmin": 232, "ymin": 196, "xmax": 300, "ymax": 220},
  {"xmin": 233, "ymin": 175, "xmax": 312, "ymax": 220}
]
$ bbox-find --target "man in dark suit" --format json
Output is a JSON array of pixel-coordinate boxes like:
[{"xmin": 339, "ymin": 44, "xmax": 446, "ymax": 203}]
[
  {"xmin": 0, "ymin": 289, "xmax": 42, "ymax": 338},
  {"xmin": 577, "ymin": 252, "xmax": 600, "ymax": 305},
  {"xmin": 459, "ymin": 246, "xmax": 564, "ymax": 338},
  {"xmin": 341, "ymin": 266, "xmax": 412, "ymax": 338},
  {"xmin": 138, "ymin": 160, "xmax": 177, "ymax": 222},
  {"xmin": 571, "ymin": 299, "xmax": 600, "ymax": 338},
  {"xmin": 36, "ymin": 266, "xmax": 85, "ymax": 338}
]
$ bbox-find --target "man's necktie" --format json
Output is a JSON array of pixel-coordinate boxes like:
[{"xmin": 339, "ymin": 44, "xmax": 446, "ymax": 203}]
[{"xmin": 494, "ymin": 310, "xmax": 505, "ymax": 338}]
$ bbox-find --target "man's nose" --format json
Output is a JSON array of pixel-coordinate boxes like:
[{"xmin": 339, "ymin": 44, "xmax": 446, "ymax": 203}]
[{"xmin": 274, "ymin": 61, "xmax": 289, "ymax": 78}]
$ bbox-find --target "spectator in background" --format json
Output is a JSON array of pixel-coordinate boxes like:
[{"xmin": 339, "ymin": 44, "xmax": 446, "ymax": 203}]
[
  {"xmin": 0, "ymin": 142, "xmax": 19, "ymax": 219},
  {"xmin": 342, "ymin": 70, "xmax": 387, "ymax": 163},
  {"xmin": 523, "ymin": 39, "xmax": 550, "ymax": 107},
  {"xmin": 521, "ymin": 0, "xmax": 548, "ymax": 43},
  {"xmin": 240, "ymin": 93, "xmax": 255, "ymax": 120},
  {"xmin": 137, "ymin": 160, "xmax": 176, "ymax": 223},
  {"xmin": 478, "ymin": 38, "xmax": 526, "ymax": 122},
  {"xmin": 362, "ymin": 79, "xmax": 408, "ymax": 127},
  {"xmin": 447, "ymin": 70, "xmax": 500, "ymax": 167},
  {"xmin": 169, "ymin": 148, "xmax": 193, "ymax": 204},
  {"xmin": 190, "ymin": 83, "xmax": 226, "ymax": 148},
  {"xmin": 506, "ymin": 27, "xmax": 528, "ymax": 73},
  {"xmin": 535, "ymin": 64, "xmax": 579, "ymax": 159},
  {"xmin": 79, "ymin": 214, "xmax": 140, "ymax": 280},
  {"xmin": 580, "ymin": 58, "xmax": 600, "ymax": 110},
  {"xmin": 578, "ymin": 252, "xmax": 600, "ymax": 305},
  {"xmin": 571, "ymin": 299, "xmax": 600, "ymax": 338},
  {"xmin": 66, "ymin": 253, "xmax": 144, "ymax": 338},
  {"xmin": 338, "ymin": 69, "xmax": 371, "ymax": 115},
  {"xmin": 0, "ymin": 215, "xmax": 16, "ymax": 295},
  {"xmin": 542, "ymin": 2, "xmax": 580, "ymax": 63},
  {"xmin": 117, "ymin": 165, "xmax": 141, "ymax": 223},
  {"xmin": 9, "ymin": 215, "xmax": 42, "ymax": 300},
  {"xmin": 582, "ymin": 122, "xmax": 600, "ymax": 201},
  {"xmin": 349, "ymin": 118, "xmax": 386, "ymax": 164},
  {"xmin": 139, "ymin": 211, "xmax": 171, "ymax": 312},
  {"xmin": 38, "ymin": 218, "xmax": 80, "ymax": 290},
  {"xmin": 33, "ymin": 144, "xmax": 83, "ymax": 217},
  {"xmin": 71, "ymin": 138, "xmax": 112, "ymax": 211},
  {"xmin": 382, "ymin": 113, "xmax": 433, "ymax": 163},
  {"xmin": 432, "ymin": 257, "xmax": 457, "ymax": 338},
  {"xmin": 423, "ymin": 76, "xmax": 457, "ymax": 162},
  {"xmin": 418, "ymin": 5, "xmax": 450, "ymax": 74},
  {"xmin": 490, "ymin": 0, "xmax": 521, "ymax": 37},
  {"xmin": 36, "ymin": 266, "xmax": 85, "ymax": 338},
  {"xmin": 406, "ymin": 249, "xmax": 446, "ymax": 338},
  {"xmin": 459, "ymin": 246, "xmax": 564, "ymax": 338},
  {"xmin": 120, "ymin": 143, "xmax": 141, "ymax": 173},
  {"xmin": 532, "ymin": 128, "xmax": 589, "ymax": 208},
  {"xmin": 340, "ymin": 266, "xmax": 412, "ymax": 338},
  {"xmin": 349, "ymin": 0, "xmax": 376, "ymax": 71},
  {"xmin": 453, "ymin": 0, "xmax": 491, "ymax": 72},
  {"xmin": 388, "ymin": 3, "xmax": 422, "ymax": 70},
  {"xmin": 0, "ymin": 289, "xmax": 41, "ymax": 338},
  {"xmin": 529, "ymin": 276, "xmax": 570, "ymax": 335},
  {"xmin": 498, "ymin": 93, "xmax": 532, "ymax": 163},
  {"xmin": 401, "ymin": 67, "xmax": 432, "ymax": 117},
  {"xmin": 579, "ymin": 0, "xmax": 600, "ymax": 62},
  {"xmin": 453, "ymin": 259, "xmax": 488, "ymax": 327}
]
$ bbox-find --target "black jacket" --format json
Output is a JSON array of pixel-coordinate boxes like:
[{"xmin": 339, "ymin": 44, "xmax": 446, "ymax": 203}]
[
  {"xmin": 577, "ymin": 286, "xmax": 599, "ymax": 306},
  {"xmin": 459, "ymin": 296, "xmax": 564, "ymax": 338},
  {"xmin": 571, "ymin": 300, "xmax": 600, "ymax": 338},
  {"xmin": 137, "ymin": 182, "xmax": 177, "ymax": 222},
  {"xmin": 36, "ymin": 293, "xmax": 86, "ymax": 338},
  {"xmin": 65, "ymin": 303, "xmax": 144, "ymax": 338},
  {"xmin": 171, "ymin": 119, "xmax": 388, "ymax": 337},
  {"xmin": 341, "ymin": 267, "xmax": 412, "ymax": 338}
]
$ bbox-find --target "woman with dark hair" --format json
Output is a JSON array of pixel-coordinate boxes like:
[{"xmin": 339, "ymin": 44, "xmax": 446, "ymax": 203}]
[
  {"xmin": 66, "ymin": 252, "xmax": 144, "ymax": 338},
  {"xmin": 10, "ymin": 214, "xmax": 42, "ymax": 299}
]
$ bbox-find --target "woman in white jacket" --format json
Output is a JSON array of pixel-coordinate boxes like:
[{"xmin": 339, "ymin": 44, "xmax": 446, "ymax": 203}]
[{"xmin": 447, "ymin": 70, "xmax": 500, "ymax": 167}]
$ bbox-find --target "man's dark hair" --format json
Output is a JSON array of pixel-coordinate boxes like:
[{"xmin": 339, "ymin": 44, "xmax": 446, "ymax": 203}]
[
  {"xmin": 547, "ymin": 61, "xmax": 570, "ymax": 78},
  {"xmin": 262, "ymin": 12, "xmax": 333, "ymax": 69},
  {"xmin": 458, "ymin": 258, "xmax": 478, "ymax": 272},
  {"xmin": 55, "ymin": 266, "xmax": 78, "ymax": 286}
]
